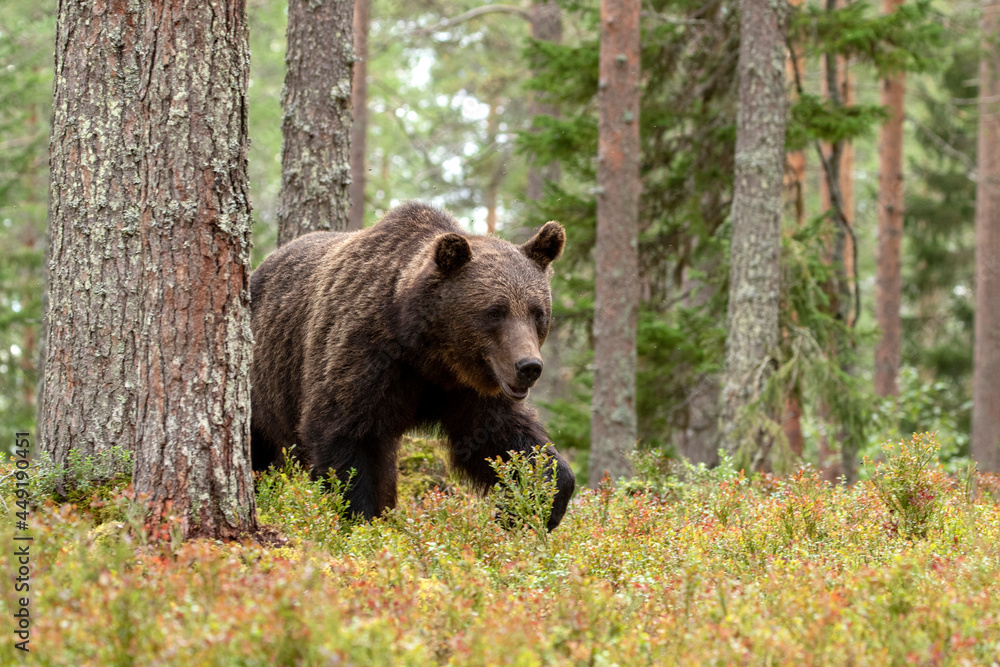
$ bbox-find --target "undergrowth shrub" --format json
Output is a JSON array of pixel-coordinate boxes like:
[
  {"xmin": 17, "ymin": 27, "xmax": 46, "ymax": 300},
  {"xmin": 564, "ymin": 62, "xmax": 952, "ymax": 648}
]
[
  {"xmin": 487, "ymin": 446, "xmax": 558, "ymax": 547},
  {"xmin": 0, "ymin": 446, "xmax": 133, "ymax": 523},
  {"xmin": 255, "ymin": 451, "xmax": 354, "ymax": 550},
  {"xmin": 864, "ymin": 432, "xmax": 948, "ymax": 538},
  {"xmin": 3, "ymin": 430, "xmax": 1000, "ymax": 664}
]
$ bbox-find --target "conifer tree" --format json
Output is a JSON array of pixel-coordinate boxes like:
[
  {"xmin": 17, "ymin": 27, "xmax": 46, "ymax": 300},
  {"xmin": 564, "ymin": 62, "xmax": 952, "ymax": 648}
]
[
  {"xmin": 718, "ymin": 0, "xmax": 787, "ymax": 461},
  {"xmin": 973, "ymin": 0, "xmax": 1000, "ymax": 472},
  {"xmin": 875, "ymin": 0, "xmax": 907, "ymax": 397},
  {"xmin": 527, "ymin": 0, "xmax": 562, "ymax": 202},
  {"xmin": 277, "ymin": 0, "xmax": 354, "ymax": 245},
  {"xmin": 589, "ymin": 0, "xmax": 641, "ymax": 486},
  {"xmin": 42, "ymin": 0, "xmax": 258, "ymax": 539},
  {"xmin": 39, "ymin": 0, "xmax": 145, "ymax": 467},
  {"xmin": 348, "ymin": 0, "xmax": 371, "ymax": 231}
]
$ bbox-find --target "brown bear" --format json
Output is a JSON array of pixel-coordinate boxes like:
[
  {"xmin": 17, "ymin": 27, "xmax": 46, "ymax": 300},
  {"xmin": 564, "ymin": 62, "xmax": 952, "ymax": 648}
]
[{"xmin": 249, "ymin": 201, "xmax": 575, "ymax": 530}]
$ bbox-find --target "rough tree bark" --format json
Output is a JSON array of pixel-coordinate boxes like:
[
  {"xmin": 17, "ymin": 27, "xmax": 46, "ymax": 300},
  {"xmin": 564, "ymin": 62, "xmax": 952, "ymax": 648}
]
[
  {"xmin": 718, "ymin": 0, "xmax": 786, "ymax": 460},
  {"xmin": 526, "ymin": 0, "xmax": 562, "ymax": 201},
  {"xmin": 874, "ymin": 0, "xmax": 906, "ymax": 397},
  {"xmin": 42, "ymin": 0, "xmax": 257, "ymax": 539},
  {"xmin": 973, "ymin": 0, "xmax": 1000, "ymax": 473},
  {"xmin": 348, "ymin": 0, "xmax": 371, "ymax": 231},
  {"xmin": 277, "ymin": 0, "xmax": 354, "ymax": 245},
  {"xmin": 127, "ymin": 0, "xmax": 258, "ymax": 540},
  {"xmin": 588, "ymin": 0, "xmax": 641, "ymax": 487},
  {"xmin": 782, "ymin": 0, "xmax": 806, "ymax": 458},
  {"xmin": 39, "ymin": 0, "xmax": 145, "ymax": 467}
]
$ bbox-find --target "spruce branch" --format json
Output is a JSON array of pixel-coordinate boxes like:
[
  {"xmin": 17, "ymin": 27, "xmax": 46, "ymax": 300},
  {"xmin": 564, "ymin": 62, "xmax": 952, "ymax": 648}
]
[{"xmin": 787, "ymin": 32, "xmax": 861, "ymax": 330}]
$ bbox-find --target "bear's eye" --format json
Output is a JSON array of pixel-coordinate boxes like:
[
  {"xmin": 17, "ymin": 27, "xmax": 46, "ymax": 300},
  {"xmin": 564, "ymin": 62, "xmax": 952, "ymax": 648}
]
[{"xmin": 485, "ymin": 306, "xmax": 506, "ymax": 320}]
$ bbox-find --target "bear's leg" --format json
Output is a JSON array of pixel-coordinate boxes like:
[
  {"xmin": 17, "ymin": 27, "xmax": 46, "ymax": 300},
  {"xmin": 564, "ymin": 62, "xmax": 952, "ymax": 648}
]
[
  {"xmin": 250, "ymin": 426, "xmax": 277, "ymax": 473},
  {"xmin": 438, "ymin": 389, "xmax": 575, "ymax": 531},
  {"xmin": 306, "ymin": 434, "xmax": 400, "ymax": 522}
]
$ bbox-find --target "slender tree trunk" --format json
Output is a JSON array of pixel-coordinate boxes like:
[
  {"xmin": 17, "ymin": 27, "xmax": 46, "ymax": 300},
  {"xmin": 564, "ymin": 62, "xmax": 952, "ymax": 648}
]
[
  {"xmin": 277, "ymin": 0, "xmax": 354, "ymax": 246},
  {"xmin": 782, "ymin": 397, "xmax": 804, "ymax": 457},
  {"xmin": 526, "ymin": 0, "xmax": 562, "ymax": 201},
  {"xmin": 874, "ymin": 0, "xmax": 906, "ymax": 397},
  {"xmin": 818, "ymin": 35, "xmax": 858, "ymax": 482},
  {"xmin": 782, "ymin": 0, "xmax": 806, "ymax": 458},
  {"xmin": 129, "ymin": 0, "xmax": 258, "ymax": 540},
  {"xmin": 348, "ymin": 0, "xmax": 371, "ymax": 231},
  {"xmin": 19, "ymin": 219, "xmax": 40, "ymax": 411},
  {"xmin": 588, "ymin": 0, "xmax": 641, "ymax": 487},
  {"xmin": 40, "ymin": 0, "xmax": 145, "ymax": 467},
  {"xmin": 973, "ymin": 0, "xmax": 1000, "ymax": 473},
  {"xmin": 678, "ymin": 252, "xmax": 721, "ymax": 466},
  {"xmin": 485, "ymin": 99, "xmax": 501, "ymax": 234},
  {"xmin": 718, "ymin": 0, "xmax": 787, "ymax": 460},
  {"xmin": 820, "ymin": 52, "xmax": 856, "ymax": 310}
]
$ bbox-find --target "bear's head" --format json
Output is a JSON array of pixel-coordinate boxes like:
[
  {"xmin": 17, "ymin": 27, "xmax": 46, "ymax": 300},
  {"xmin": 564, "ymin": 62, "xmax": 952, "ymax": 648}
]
[{"xmin": 425, "ymin": 221, "xmax": 565, "ymax": 400}]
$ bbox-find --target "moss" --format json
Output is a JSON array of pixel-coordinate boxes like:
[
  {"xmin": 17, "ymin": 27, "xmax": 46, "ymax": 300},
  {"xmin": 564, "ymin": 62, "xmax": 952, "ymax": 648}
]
[{"xmin": 397, "ymin": 434, "xmax": 452, "ymax": 500}]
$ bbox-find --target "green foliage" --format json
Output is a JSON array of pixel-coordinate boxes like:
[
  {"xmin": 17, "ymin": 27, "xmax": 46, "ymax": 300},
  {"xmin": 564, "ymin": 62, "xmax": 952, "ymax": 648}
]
[
  {"xmin": 788, "ymin": 92, "xmax": 886, "ymax": 148},
  {"xmin": 0, "ymin": 446, "xmax": 135, "ymax": 522},
  {"xmin": 620, "ymin": 445, "xmax": 738, "ymax": 500},
  {"xmin": 5, "ymin": 439, "xmax": 1000, "ymax": 664},
  {"xmin": 870, "ymin": 366, "xmax": 972, "ymax": 470},
  {"xmin": 521, "ymin": 0, "xmax": 737, "ymax": 453},
  {"xmin": 789, "ymin": 0, "xmax": 945, "ymax": 74},
  {"xmin": 0, "ymin": 2, "xmax": 53, "ymax": 434},
  {"xmin": 353, "ymin": 0, "xmax": 540, "ymax": 230},
  {"xmin": 897, "ymin": 10, "xmax": 979, "ymax": 444},
  {"xmin": 864, "ymin": 432, "xmax": 948, "ymax": 539},
  {"xmin": 396, "ymin": 434, "xmax": 452, "ymax": 499},
  {"xmin": 487, "ymin": 446, "xmax": 558, "ymax": 547},
  {"xmin": 255, "ymin": 450, "xmax": 354, "ymax": 550}
]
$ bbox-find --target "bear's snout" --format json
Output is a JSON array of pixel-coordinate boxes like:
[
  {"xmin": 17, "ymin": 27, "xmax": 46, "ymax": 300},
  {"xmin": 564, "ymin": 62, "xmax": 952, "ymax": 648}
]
[{"xmin": 514, "ymin": 358, "xmax": 543, "ymax": 386}]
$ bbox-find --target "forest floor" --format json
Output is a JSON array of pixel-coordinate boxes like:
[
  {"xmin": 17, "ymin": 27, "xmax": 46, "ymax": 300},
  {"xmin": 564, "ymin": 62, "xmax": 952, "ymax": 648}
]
[{"xmin": 1, "ymin": 433, "xmax": 999, "ymax": 666}]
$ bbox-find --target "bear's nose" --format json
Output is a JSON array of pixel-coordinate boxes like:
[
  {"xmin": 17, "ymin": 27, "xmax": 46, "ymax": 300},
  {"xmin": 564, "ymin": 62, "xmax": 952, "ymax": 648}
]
[{"xmin": 515, "ymin": 358, "xmax": 543, "ymax": 386}]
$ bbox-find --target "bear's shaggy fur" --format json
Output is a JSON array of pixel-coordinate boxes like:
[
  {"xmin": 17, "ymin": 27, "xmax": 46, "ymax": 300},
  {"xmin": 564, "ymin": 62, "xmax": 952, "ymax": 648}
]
[{"xmin": 250, "ymin": 202, "xmax": 575, "ymax": 530}]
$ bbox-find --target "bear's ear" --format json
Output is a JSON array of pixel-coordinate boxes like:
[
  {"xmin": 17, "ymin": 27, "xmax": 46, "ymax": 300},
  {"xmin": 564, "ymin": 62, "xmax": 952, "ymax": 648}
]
[
  {"xmin": 434, "ymin": 233, "xmax": 473, "ymax": 275},
  {"xmin": 521, "ymin": 221, "xmax": 565, "ymax": 269}
]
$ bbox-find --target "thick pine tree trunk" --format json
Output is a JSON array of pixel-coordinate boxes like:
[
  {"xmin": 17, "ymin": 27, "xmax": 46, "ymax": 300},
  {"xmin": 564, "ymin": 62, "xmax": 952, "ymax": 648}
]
[
  {"xmin": 39, "ymin": 1, "xmax": 146, "ymax": 467},
  {"xmin": 973, "ymin": 0, "xmax": 1000, "ymax": 473},
  {"xmin": 128, "ymin": 0, "xmax": 258, "ymax": 540},
  {"xmin": 718, "ymin": 0, "xmax": 786, "ymax": 459},
  {"xmin": 588, "ymin": 0, "xmax": 640, "ymax": 487},
  {"xmin": 874, "ymin": 0, "xmax": 906, "ymax": 397},
  {"xmin": 526, "ymin": 0, "xmax": 562, "ymax": 201},
  {"xmin": 129, "ymin": 0, "xmax": 257, "ymax": 540},
  {"xmin": 277, "ymin": 0, "xmax": 354, "ymax": 245},
  {"xmin": 348, "ymin": 0, "xmax": 371, "ymax": 231},
  {"xmin": 43, "ymin": 0, "xmax": 257, "ymax": 539}
]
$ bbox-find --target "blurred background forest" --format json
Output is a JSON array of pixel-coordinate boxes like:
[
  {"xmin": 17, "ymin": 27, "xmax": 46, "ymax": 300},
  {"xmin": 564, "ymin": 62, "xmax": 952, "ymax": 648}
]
[{"xmin": 0, "ymin": 0, "xmax": 985, "ymax": 480}]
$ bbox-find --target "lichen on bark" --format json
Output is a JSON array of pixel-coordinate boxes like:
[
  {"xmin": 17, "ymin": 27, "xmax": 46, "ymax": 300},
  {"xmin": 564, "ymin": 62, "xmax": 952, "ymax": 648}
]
[
  {"xmin": 277, "ymin": 0, "xmax": 355, "ymax": 245},
  {"xmin": 718, "ymin": 0, "xmax": 788, "ymax": 461},
  {"xmin": 42, "ymin": 0, "xmax": 258, "ymax": 540}
]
